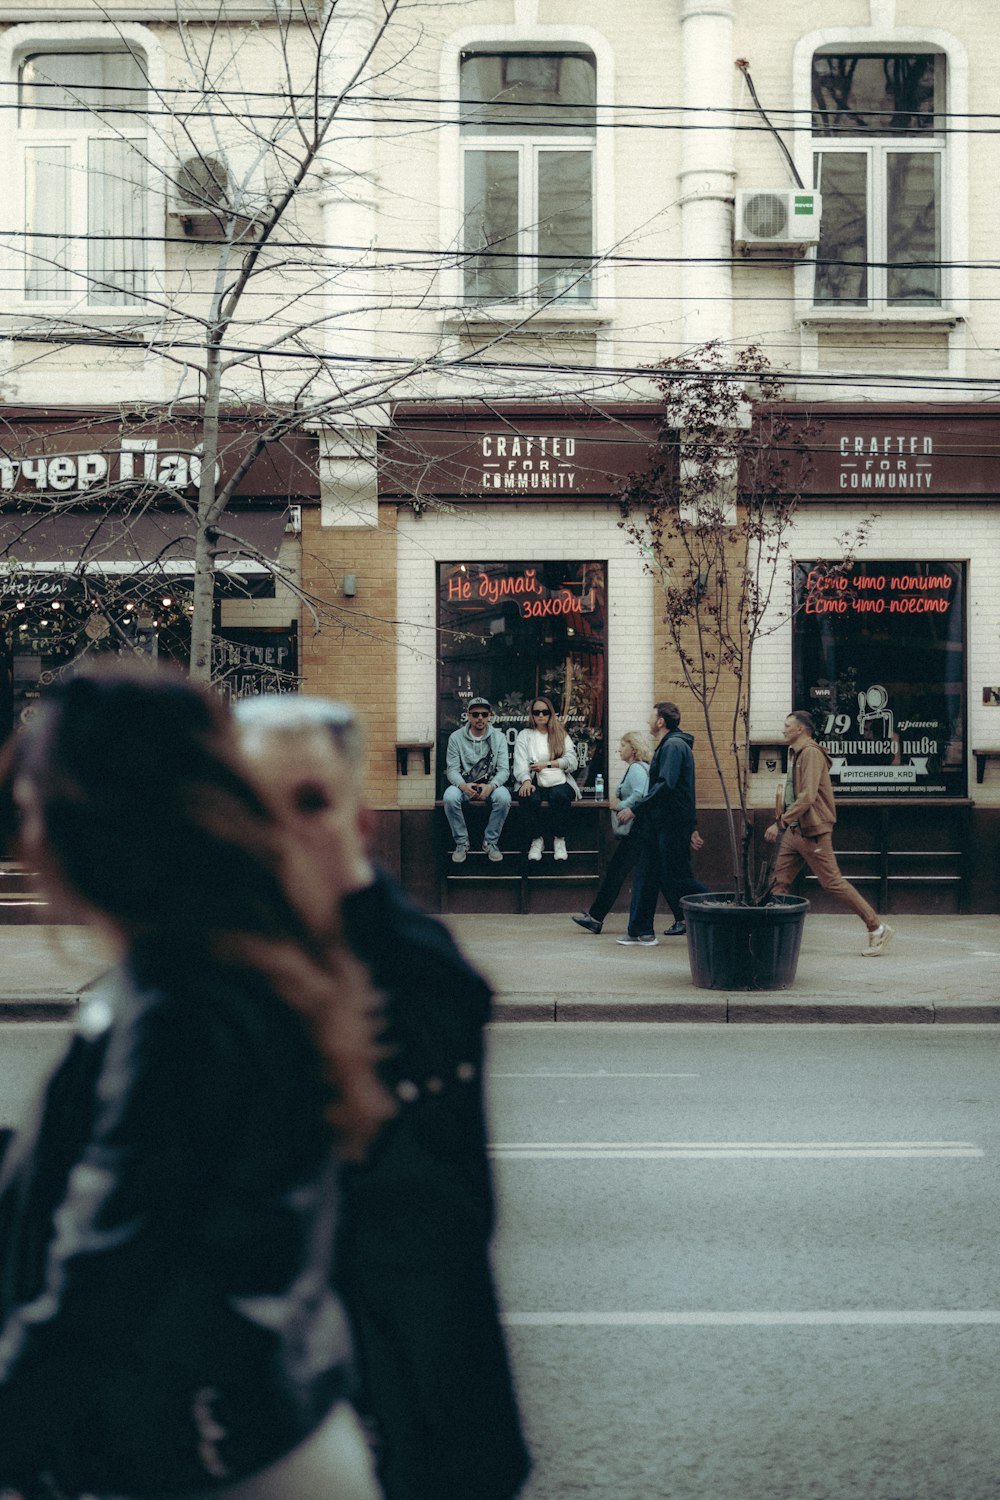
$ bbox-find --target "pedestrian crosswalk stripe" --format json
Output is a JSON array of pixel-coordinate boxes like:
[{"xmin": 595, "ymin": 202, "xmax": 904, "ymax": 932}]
[
  {"xmin": 489, "ymin": 1140, "xmax": 983, "ymax": 1160},
  {"xmin": 502, "ymin": 1310, "xmax": 1000, "ymax": 1327}
]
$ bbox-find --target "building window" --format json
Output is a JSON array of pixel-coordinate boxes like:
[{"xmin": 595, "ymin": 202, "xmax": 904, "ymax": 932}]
[
  {"xmin": 437, "ymin": 561, "xmax": 607, "ymax": 788},
  {"xmin": 18, "ymin": 50, "xmax": 148, "ymax": 306},
  {"xmin": 811, "ymin": 53, "xmax": 944, "ymax": 309},
  {"xmin": 459, "ymin": 52, "xmax": 595, "ymax": 306},
  {"xmin": 793, "ymin": 560, "xmax": 965, "ymax": 798}
]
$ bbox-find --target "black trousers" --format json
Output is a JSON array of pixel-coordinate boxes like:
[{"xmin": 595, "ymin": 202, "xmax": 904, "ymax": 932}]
[
  {"xmin": 590, "ymin": 835, "xmax": 642, "ymax": 921},
  {"xmin": 521, "ymin": 783, "xmax": 575, "ymax": 842},
  {"xmin": 628, "ymin": 824, "xmax": 708, "ymax": 936}
]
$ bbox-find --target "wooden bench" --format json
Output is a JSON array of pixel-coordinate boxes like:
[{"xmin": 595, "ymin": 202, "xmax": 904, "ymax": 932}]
[{"xmin": 435, "ymin": 798, "xmax": 609, "ymax": 913}]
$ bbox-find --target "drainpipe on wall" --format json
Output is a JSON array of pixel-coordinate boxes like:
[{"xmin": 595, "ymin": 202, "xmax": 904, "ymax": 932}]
[
  {"xmin": 315, "ymin": 0, "xmax": 387, "ymax": 440},
  {"xmin": 678, "ymin": 0, "xmax": 736, "ymax": 352}
]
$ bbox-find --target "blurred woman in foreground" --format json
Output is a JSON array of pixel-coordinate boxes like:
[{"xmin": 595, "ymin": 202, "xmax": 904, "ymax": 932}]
[{"xmin": 0, "ymin": 664, "xmax": 391, "ymax": 1500}]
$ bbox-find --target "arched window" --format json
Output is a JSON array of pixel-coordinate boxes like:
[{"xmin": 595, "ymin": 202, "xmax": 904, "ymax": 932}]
[
  {"xmin": 811, "ymin": 51, "xmax": 944, "ymax": 310},
  {"xmin": 460, "ymin": 51, "xmax": 596, "ymax": 306}
]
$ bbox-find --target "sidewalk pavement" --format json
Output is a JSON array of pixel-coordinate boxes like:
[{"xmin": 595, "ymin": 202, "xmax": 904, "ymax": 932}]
[{"xmin": 1, "ymin": 913, "xmax": 999, "ymax": 1023}]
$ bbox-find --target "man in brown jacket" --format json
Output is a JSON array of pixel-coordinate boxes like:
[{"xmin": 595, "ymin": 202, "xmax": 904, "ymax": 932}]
[{"xmin": 764, "ymin": 710, "xmax": 895, "ymax": 957}]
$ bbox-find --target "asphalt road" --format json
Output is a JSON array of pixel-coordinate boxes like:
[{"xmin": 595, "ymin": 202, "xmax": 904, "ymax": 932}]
[
  {"xmin": 486, "ymin": 1024, "xmax": 1000, "ymax": 1500},
  {"xmin": 4, "ymin": 1021, "xmax": 1000, "ymax": 1498}
]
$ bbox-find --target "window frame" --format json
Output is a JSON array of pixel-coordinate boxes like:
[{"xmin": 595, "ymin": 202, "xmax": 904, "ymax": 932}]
[
  {"xmin": 0, "ymin": 23, "xmax": 165, "ymax": 320},
  {"xmin": 459, "ymin": 51, "xmax": 597, "ymax": 309},
  {"xmin": 791, "ymin": 26, "xmax": 968, "ymax": 331},
  {"xmin": 439, "ymin": 26, "xmax": 615, "ymax": 327},
  {"xmin": 809, "ymin": 51, "xmax": 946, "ymax": 314}
]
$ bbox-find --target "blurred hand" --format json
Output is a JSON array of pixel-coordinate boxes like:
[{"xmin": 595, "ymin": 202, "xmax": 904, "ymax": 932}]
[
  {"xmin": 690, "ymin": 830, "xmax": 704, "ymax": 852},
  {"xmin": 764, "ymin": 822, "xmax": 780, "ymax": 845}
]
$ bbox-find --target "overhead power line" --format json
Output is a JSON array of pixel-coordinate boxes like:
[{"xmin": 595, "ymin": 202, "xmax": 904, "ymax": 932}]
[
  {"xmin": 2, "ymin": 328, "xmax": 999, "ymax": 396},
  {"xmin": 4, "ymin": 227, "xmax": 998, "ymax": 279}
]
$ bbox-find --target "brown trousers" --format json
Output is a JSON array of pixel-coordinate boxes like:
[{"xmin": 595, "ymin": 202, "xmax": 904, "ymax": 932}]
[{"xmin": 771, "ymin": 828, "xmax": 879, "ymax": 929}]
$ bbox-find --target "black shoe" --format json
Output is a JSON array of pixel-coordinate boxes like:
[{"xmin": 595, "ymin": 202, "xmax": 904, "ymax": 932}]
[
  {"xmin": 572, "ymin": 913, "xmax": 603, "ymax": 934},
  {"xmin": 663, "ymin": 921, "xmax": 687, "ymax": 936}
]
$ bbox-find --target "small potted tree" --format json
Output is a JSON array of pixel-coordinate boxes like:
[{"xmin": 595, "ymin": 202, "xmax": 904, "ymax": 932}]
[{"xmin": 619, "ymin": 344, "xmax": 860, "ymax": 989}]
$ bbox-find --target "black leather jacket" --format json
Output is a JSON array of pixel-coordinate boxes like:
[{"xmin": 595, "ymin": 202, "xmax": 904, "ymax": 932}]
[
  {"xmin": 0, "ymin": 948, "xmax": 354, "ymax": 1498},
  {"xmin": 339, "ymin": 872, "xmax": 530, "ymax": 1500}
]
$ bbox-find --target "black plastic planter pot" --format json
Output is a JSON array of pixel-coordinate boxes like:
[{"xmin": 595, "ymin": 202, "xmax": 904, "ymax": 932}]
[{"xmin": 680, "ymin": 893, "xmax": 809, "ymax": 991}]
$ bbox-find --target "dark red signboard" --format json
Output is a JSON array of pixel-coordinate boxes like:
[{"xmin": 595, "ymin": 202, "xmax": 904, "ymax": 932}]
[
  {"xmin": 0, "ymin": 408, "xmax": 319, "ymax": 500},
  {"xmin": 770, "ymin": 407, "xmax": 1000, "ymax": 500},
  {"xmin": 381, "ymin": 410, "xmax": 662, "ymax": 501}
]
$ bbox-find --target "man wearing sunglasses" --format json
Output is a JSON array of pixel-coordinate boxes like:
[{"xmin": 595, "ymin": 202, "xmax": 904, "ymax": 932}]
[{"xmin": 443, "ymin": 697, "xmax": 512, "ymax": 862}]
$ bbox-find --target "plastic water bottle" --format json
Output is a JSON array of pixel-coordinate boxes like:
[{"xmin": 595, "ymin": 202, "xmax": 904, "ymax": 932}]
[{"xmin": 594, "ymin": 773, "xmax": 605, "ymax": 801}]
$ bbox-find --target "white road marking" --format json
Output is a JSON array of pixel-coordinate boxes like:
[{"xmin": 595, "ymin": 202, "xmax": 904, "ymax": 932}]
[
  {"xmin": 490, "ymin": 1140, "xmax": 983, "ymax": 1160},
  {"xmin": 491, "ymin": 1072, "xmax": 700, "ymax": 1079},
  {"xmin": 503, "ymin": 1310, "xmax": 1000, "ymax": 1328}
]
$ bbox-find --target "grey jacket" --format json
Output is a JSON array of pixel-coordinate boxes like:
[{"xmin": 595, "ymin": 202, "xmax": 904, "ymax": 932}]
[{"xmin": 445, "ymin": 725, "xmax": 510, "ymax": 790}]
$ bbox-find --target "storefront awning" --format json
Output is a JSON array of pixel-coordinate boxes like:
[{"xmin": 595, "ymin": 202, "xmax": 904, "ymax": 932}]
[{"xmin": 0, "ymin": 507, "xmax": 289, "ymax": 573}]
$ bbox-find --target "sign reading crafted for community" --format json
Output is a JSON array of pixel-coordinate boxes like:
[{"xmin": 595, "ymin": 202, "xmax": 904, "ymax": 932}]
[
  {"xmin": 773, "ymin": 408, "xmax": 1000, "ymax": 500},
  {"xmin": 793, "ymin": 561, "xmax": 966, "ymax": 798},
  {"xmin": 380, "ymin": 413, "xmax": 661, "ymax": 500}
]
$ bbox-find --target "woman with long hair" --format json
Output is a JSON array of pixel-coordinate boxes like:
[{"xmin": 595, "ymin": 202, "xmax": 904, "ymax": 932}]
[
  {"xmin": 512, "ymin": 695, "xmax": 579, "ymax": 861},
  {"xmin": 0, "ymin": 664, "xmax": 391, "ymax": 1500}
]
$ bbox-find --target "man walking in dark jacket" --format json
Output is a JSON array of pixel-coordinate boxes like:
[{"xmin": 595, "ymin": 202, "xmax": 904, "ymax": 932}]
[{"xmin": 616, "ymin": 701, "xmax": 708, "ymax": 945}]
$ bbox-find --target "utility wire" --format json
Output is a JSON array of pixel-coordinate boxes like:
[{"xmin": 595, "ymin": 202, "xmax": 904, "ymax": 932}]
[{"xmin": 2, "ymin": 329, "xmax": 999, "ymax": 394}]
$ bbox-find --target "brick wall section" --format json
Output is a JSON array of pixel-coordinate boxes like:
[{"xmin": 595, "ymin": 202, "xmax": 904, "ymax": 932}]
[
  {"xmin": 649, "ymin": 529, "xmax": 745, "ymax": 811},
  {"xmin": 299, "ymin": 505, "xmax": 400, "ymax": 806}
]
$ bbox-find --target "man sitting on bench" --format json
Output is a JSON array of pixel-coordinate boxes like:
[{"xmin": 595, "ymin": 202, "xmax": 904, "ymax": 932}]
[{"xmin": 443, "ymin": 697, "xmax": 512, "ymax": 864}]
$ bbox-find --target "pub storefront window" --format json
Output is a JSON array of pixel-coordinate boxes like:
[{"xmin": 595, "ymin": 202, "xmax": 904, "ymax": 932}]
[
  {"xmin": 437, "ymin": 561, "xmax": 607, "ymax": 790},
  {"xmin": 793, "ymin": 560, "xmax": 965, "ymax": 797},
  {"xmin": 0, "ymin": 572, "xmax": 285, "ymax": 738}
]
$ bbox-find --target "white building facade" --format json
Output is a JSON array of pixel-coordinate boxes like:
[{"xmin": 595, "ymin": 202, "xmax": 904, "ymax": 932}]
[{"xmin": 2, "ymin": 0, "xmax": 998, "ymax": 910}]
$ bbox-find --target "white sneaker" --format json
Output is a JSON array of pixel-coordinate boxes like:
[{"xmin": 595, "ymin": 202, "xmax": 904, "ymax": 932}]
[
  {"xmin": 616, "ymin": 934, "xmax": 658, "ymax": 946},
  {"xmin": 527, "ymin": 838, "xmax": 543, "ymax": 862},
  {"xmin": 451, "ymin": 845, "xmax": 468, "ymax": 864},
  {"xmin": 553, "ymin": 837, "xmax": 568, "ymax": 861},
  {"xmin": 863, "ymin": 922, "xmax": 895, "ymax": 957},
  {"xmin": 484, "ymin": 842, "xmax": 503, "ymax": 863}
]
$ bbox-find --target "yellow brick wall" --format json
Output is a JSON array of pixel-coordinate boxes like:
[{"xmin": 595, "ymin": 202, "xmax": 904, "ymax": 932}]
[
  {"xmin": 299, "ymin": 505, "xmax": 400, "ymax": 806},
  {"xmin": 649, "ymin": 533, "xmax": 745, "ymax": 812}
]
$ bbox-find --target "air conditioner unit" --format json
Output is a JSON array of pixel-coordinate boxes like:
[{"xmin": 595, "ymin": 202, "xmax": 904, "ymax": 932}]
[
  {"xmin": 168, "ymin": 153, "xmax": 259, "ymax": 240},
  {"xmin": 734, "ymin": 189, "xmax": 822, "ymax": 252}
]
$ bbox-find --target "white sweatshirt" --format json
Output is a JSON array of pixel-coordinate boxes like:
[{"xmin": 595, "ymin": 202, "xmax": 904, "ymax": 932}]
[{"xmin": 512, "ymin": 728, "xmax": 579, "ymax": 788}]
